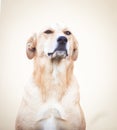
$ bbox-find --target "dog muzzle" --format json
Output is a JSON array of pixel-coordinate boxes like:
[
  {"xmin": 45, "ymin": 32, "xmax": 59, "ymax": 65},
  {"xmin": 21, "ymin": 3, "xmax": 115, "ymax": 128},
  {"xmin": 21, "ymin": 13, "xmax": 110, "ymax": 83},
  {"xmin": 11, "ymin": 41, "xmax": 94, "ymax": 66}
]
[{"xmin": 48, "ymin": 36, "xmax": 68, "ymax": 59}]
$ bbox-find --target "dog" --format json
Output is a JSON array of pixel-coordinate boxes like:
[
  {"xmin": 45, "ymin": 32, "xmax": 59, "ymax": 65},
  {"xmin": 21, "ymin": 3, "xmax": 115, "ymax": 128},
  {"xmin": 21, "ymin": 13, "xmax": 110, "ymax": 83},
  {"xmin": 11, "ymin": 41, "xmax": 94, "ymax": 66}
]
[{"xmin": 15, "ymin": 23, "xmax": 86, "ymax": 130}]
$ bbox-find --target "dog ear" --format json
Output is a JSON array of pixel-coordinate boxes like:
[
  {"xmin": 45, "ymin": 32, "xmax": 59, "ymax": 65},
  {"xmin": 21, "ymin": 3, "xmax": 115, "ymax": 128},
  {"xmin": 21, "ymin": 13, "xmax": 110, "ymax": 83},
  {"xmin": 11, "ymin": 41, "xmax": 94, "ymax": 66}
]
[
  {"xmin": 26, "ymin": 34, "xmax": 37, "ymax": 59},
  {"xmin": 72, "ymin": 37, "xmax": 78, "ymax": 61}
]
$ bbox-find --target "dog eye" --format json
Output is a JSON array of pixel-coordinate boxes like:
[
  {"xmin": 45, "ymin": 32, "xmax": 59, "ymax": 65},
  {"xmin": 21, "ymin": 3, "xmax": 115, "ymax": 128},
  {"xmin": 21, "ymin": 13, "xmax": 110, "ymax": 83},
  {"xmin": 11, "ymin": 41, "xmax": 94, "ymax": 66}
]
[
  {"xmin": 44, "ymin": 30, "xmax": 53, "ymax": 34},
  {"xmin": 64, "ymin": 31, "xmax": 71, "ymax": 35}
]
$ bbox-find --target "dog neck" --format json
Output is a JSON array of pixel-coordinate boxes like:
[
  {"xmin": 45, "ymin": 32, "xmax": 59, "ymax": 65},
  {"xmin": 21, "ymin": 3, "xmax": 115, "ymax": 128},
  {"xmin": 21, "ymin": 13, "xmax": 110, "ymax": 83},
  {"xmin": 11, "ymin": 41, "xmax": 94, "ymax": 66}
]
[{"xmin": 33, "ymin": 56, "xmax": 74, "ymax": 101}]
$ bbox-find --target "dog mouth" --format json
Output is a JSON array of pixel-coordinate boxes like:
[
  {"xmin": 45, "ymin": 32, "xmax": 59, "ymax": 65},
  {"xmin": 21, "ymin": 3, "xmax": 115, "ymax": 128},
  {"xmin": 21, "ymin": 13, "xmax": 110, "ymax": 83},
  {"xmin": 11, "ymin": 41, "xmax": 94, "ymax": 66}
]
[{"xmin": 48, "ymin": 50, "xmax": 68, "ymax": 59}]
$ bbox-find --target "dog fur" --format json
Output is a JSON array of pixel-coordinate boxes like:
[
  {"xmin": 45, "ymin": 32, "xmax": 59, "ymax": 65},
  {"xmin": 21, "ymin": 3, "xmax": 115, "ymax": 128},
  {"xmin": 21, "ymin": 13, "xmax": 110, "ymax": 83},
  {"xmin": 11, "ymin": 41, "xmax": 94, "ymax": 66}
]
[{"xmin": 15, "ymin": 23, "xmax": 86, "ymax": 130}]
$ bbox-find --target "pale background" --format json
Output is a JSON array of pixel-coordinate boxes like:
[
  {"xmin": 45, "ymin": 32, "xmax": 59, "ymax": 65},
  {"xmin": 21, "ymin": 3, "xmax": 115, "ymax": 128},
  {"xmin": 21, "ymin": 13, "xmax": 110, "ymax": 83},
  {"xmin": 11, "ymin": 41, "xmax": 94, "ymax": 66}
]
[{"xmin": 0, "ymin": 0, "xmax": 117, "ymax": 130}]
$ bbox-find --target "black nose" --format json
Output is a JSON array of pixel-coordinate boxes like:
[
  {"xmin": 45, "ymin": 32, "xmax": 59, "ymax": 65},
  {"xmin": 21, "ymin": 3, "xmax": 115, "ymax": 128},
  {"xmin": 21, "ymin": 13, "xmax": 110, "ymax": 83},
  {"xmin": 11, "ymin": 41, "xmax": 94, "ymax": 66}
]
[{"xmin": 57, "ymin": 36, "xmax": 68, "ymax": 44}]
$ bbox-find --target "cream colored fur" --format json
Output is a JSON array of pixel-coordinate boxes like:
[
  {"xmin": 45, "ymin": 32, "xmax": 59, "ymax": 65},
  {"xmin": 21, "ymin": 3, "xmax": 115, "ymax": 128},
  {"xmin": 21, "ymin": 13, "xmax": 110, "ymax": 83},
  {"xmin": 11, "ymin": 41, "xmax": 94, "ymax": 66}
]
[{"xmin": 15, "ymin": 23, "xmax": 86, "ymax": 130}]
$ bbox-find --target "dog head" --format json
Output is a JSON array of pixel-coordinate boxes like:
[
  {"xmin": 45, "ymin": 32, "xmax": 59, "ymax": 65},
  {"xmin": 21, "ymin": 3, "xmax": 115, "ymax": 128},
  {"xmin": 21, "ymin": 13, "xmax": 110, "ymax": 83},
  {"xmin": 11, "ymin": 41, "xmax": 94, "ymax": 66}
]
[{"xmin": 26, "ymin": 23, "xmax": 78, "ymax": 61}]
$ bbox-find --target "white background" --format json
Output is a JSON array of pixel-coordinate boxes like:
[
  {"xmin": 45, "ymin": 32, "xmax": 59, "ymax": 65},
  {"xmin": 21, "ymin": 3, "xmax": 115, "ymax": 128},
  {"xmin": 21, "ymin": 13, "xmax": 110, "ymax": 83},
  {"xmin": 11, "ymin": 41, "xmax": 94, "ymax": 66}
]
[{"xmin": 0, "ymin": 0, "xmax": 117, "ymax": 130}]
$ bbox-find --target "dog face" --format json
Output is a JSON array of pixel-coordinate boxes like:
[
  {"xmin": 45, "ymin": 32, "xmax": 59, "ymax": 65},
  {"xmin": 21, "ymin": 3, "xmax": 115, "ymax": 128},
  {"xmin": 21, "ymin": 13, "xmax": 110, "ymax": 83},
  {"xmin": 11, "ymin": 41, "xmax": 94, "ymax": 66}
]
[{"xmin": 26, "ymin": 23, "xmax": 78, "ymax": 61}]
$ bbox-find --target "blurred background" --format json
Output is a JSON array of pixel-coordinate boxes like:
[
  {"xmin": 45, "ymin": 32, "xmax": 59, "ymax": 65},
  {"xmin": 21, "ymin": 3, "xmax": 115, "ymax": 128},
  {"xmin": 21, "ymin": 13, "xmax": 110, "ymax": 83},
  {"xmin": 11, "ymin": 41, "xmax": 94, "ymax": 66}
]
[{"xmin": 0, "ymin": 0, "xmax": 117, "ymax": 130}]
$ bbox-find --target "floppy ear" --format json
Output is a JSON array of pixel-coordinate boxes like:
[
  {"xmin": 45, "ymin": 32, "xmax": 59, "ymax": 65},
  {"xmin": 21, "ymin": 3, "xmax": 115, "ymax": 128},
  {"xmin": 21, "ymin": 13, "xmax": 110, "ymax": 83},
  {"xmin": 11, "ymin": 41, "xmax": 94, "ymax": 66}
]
[
  {"xmin": 26, "ymin": 34, "xmax": 37, "ymax": 59},
  {"xmin": 72, "ymin": 36, "xmax": 78, "ymax": 61}
]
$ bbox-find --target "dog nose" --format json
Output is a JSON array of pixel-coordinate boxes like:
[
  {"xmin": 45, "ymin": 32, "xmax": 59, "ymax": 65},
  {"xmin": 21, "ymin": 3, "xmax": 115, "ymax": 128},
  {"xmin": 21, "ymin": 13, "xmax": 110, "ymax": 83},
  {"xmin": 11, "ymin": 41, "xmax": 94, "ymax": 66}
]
[{"xmin": 57, "ymin": 36, "xmax": 68, "ymax": 44}]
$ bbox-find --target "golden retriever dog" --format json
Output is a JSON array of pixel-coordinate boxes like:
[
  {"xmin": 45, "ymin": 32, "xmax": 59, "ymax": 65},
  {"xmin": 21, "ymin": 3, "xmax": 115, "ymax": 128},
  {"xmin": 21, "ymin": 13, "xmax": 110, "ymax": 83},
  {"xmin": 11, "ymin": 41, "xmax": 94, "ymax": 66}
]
[{"xmin": 15, "ymin": 23, "xmax": 86, "ymax": 130}]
